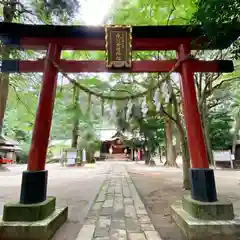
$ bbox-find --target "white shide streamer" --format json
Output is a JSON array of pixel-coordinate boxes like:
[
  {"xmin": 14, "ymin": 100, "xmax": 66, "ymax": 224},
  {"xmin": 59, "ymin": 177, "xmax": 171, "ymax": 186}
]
[
  {"xmin": 153, "ymin": 88, "xmax": 161, "ymax": 112},
  {"xmin": 141, "ymin": 98, "xmax": 148, "ymax": 117}
]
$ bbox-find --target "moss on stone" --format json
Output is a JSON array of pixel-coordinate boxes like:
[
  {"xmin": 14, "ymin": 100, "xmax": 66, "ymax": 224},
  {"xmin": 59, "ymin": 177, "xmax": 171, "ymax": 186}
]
[
  {"xmin": 182, "ymin": 194, "xmax": 234, "ymax": 220},
  {"xmin": 3, "ymin": 197, "xmax": 56, "ymax": 222},
  {"xmin": 0, "ymin": 207, "xmax": 68, "ymax": 240}
]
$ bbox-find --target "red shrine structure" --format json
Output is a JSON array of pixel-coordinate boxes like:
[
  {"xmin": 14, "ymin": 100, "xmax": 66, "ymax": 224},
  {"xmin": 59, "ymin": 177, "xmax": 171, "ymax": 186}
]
[
  {"xmin": 0, "ymin": 22, "xmax": 239, "ymax": 239},
  {"xmin": 99, "ymin": 130, "xmax": 133, "ymax": 160}
]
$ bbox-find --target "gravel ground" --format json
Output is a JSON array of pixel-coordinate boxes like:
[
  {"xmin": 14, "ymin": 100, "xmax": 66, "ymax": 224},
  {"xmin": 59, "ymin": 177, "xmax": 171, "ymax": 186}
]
[
  {"xmin": 1, "ymin": 161, "xmax": 240, "ymax": 240},
  {"xmin": 126, "ymin": 162, "xmax": 240, "ymax": 240},
  {"xmin": 0, "ymin": 163, "xmax": 111, "ymax": 240}
]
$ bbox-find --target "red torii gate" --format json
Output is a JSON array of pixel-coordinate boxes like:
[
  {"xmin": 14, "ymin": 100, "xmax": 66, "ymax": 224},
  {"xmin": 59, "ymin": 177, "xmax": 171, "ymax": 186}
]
[{"xmin": 0, "ymin": 23, "xmax": 238, "ymax": 206}]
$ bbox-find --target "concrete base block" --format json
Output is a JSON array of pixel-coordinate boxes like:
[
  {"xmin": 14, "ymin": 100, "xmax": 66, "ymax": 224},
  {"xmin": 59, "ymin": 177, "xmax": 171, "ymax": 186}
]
[
  {"xmin": 182, "ymin": 194, "xmax": 234, "ymax": 220},
  {"xmin": 0, "ymin": 207, "xmax": 68, "ymax": 240},
  {"xmin": 171, "ymin": 200, "xmax": 240, "ymax": 240},
  {"xmin": 3, "ymin": 197, "xmax": 56, "ymax": 222}
]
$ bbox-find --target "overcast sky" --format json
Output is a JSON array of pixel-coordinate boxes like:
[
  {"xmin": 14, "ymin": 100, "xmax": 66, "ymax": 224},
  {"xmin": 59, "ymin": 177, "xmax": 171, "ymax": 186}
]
[{"xmin": 79, "ymin": 0, "xmax": 115, "ymax": 25}]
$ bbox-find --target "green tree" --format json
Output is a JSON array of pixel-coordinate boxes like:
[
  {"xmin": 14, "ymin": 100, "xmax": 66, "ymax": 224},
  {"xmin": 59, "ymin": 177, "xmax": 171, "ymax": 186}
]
[
  {"xmin": 32, "ymin": 0, "xmax": 80, "ymax": 23},
  {"xmin": 191, "ymin": 0, "xmax": 240, "ymax": 58},
  {"xmin": 209, "ymin": 107, "xmax": 233, "ymax": 150}
]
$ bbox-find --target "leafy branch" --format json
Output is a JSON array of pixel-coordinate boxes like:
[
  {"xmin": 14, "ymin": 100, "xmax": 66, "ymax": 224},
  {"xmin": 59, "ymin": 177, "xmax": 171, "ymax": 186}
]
[
  {"xmin": 48, "ymin": 55, "xmax": 194, "ymax": 101},
  {"xmin": 9, "ymin": 82, "xmax": 35, "ymax": 116}
]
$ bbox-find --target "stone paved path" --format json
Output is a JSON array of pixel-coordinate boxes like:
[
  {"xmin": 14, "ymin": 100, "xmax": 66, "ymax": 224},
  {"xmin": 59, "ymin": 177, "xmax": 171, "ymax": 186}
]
[{"xmin": 76, "ymin": 163, "xmax": 162, "ymax": 240}]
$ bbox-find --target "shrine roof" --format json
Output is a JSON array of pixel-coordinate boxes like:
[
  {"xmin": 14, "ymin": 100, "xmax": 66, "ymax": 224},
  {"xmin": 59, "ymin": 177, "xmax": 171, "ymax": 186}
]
[
  {"xmin": 0, "ymin": 135, "xmax": 19, "ymax": 146},
  {"xmin": 0, "ymin": 22, "xmax": 239, "ymax": 50},
  {"xmin": 97, "ymin": 129, "xmax": 134, "ymax": 141}
]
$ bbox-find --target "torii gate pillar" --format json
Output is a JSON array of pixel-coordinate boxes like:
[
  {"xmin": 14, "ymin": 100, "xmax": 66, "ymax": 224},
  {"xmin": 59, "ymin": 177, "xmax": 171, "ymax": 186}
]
[
  {"xmin": 1, "ymin": 43, "xmax": 67, "ymax": 240},
  {"xmin": 178, "ymin": 44, "xmax": 217, "ymax": 202},
  {"xmin": 20, "ymin": 43, "xmax": 61, "ymax": 204},
  {"xmin": 170, "ymin": 44, "xmax": 237, "ymax": 240}
]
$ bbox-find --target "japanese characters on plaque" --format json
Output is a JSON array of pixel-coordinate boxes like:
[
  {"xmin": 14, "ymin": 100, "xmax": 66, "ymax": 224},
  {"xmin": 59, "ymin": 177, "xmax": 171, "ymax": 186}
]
[{"xmin": 105, "ymin": 25, "xmax": 132, "ymax": 68}]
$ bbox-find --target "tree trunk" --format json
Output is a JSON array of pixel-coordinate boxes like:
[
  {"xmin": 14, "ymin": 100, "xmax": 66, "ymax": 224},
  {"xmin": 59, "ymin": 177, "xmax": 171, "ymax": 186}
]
[
  {"xmin": 71, "ymin": 119, "xmax": 79, "ymax": 148},
  {"xmin": 86, "ymin": 150, "xmax": 94, "ymax": 163},
  {"xmin": 0, "ymin": 1, "xmax": 16, "ymax": 135},
  {"xmin": 145, "ymin": 150, "xmax": 151, "ymax": 165},
  {"xmin": 201, "ymin": 102, "xmax": 213, "ymax": 165},
  {"xmin": 232, "ymin": 108, "xmax": 240, "ymax": 154},
  {"xmin": 159, "ymin": 146, "xmax": 163, "ymax": 163},
  {"xmin": 164, "ymin": 119, "xmax": 177, "ymax": 167},
  {"xmin": 71, "ymin": 85, "xmax": 80, "ymax": 148},
  {"xmin": 132, "ymin": 149, "xmax": 134, "ymax": 161},
  {"xmin": 0, "ymin": 69, "xmax": 10, "ymax": 135},
  {"xmin": 143, "ymin": 135, "xmax": 150, "ymax": 165},
  {"xmin": 177, "ymin": 123, "xmax": 191, "ymax": 190},
  {"xmin": 175, "ymin": 128, "xmax": 181, "ymax": 155},
  {"xmin": 172, "ymin": 90, "xmax": 191, "ymax": 189}
]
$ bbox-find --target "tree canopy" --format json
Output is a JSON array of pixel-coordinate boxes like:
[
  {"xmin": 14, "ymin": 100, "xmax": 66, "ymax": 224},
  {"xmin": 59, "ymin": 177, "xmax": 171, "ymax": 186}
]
[{"xmin": 191, "ymin": 0, "xmax": 240, "ymax": 58}]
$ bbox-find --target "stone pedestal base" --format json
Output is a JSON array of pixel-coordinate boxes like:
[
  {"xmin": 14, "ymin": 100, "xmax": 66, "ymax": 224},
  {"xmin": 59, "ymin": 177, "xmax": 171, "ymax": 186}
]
[
  {"xmin": 0, "ymin": 197, "xmax": 68, "ymax": 240},
  {"xmin": 171, "ymin": 195, "xmax": 240, "ymax": 240},
  {"xmin": 182, "ymin": 194, "xmax": 234, "ymax": 220}
]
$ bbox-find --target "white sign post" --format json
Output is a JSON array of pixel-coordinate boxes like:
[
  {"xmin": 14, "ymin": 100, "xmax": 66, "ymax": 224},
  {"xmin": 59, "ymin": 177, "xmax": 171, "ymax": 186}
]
[
  {"xmin": 213, "ymin": 150, "xmax": 234, "ymax": 169},
  {"xmin": 65, "ymin": 148, "xmax": 77, "ymax": 166},
  {"xmin": 82, "ymin": 149, "xmax": 86, "ymax": 162}
]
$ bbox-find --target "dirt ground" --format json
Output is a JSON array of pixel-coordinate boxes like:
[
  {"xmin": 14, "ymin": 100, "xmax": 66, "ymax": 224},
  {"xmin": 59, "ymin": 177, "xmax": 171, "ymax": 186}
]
[
  {"xmin": 1, "ymin": 161, "xmax": 240, "ymax": 240},
  {"xmin": 0, "ymin": 163, "xmax": 110, "ymax": 240},
  {"xmin": 126, "ymin": 162, "xmax": 240, "ymax": 240}
]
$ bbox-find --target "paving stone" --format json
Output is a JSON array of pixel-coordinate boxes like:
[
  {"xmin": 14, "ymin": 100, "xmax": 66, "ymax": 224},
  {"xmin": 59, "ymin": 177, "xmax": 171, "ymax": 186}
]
[
  {"xmin": 85, "ymin": 216, "xmax": 98, "ymax": 224},
  {"xmin": 111, "ymin": 229, "xmax": 127, "ymax": 240},
  {"xmin": 100, "ymin": 188, "xmax": 108, "ymax": 195},
  {"xmin": 97, "ymin": 195, "xmax": 106, "ymax": 202},
  {"xmin": 98, "ymin": 216, "xmax": 111, "ymax": 228},
  {"xmin": 123, "ymin": 188, "xmax": 131, "ymax": 198},
  {"xmin": 128, "ymin": 233, "xmax": 147, "ymax": 240},
  {"xmin": 80, "ymin": 165, "xmax": 161, "ymax": 240},
  {"xmin": 114, "ymin": 193, "xmax": 123, "ymax": 198},
  {"xmin": 94, "ymin": 228, "xmax": 110, "ymax": 238},
  {"xmin": 129, "ymin": 199, "xmax": 148, "ymax": 214},
  {"xmin": 112, "ymin": 209, "xmax": 125, "ymax": 219},
  {"xmin": 111, "ymin": 219, "xmax": 126, "ymax": 229},
  {"xmin": 135, "ymin": 207, "xmax": 148, "ymax": 215},
  {"xmin": 101, "ymin": 185, "xmax": 109, "ymax": 191},
  {"xmin": 103, "ymin": 199, "xmax": 114, "ymax": 208},
  {"xmin": 115, "ymin": 191, "xmax": 122, "ymax": 195},
  {"xmin": 140, "ymin": 224, "xmax": 155, "ymax": 231},
  {"xmin": 100, "ymin": 188, "xmax": 108, "ymax": 194},
  {"xmin": 129, "ymin": 187, "xmax": 148, "ymax": 215},
  {"xmin": 93, "ymin": 202, "xmax": 103, "ymax": 211},
  {"xmin": 101, "ymin": 207, "xmax": 114, "ymax": 216},
  {"xmin": 88, "ymin": 210, "xmax": 100, "ymax": 217},
  {"xmin": 115, "ymin": 188, "xmax": 122, "ymax": 194},
  {"xmin": 76, "ymin": 224, "xmax": 95, "ymax": 240},
  {"xmin": 124, "ymin": 198, "xmax": 133, "ymax": 205},
  {"xmin": 115, "ymin": 188, "xmax": 122, "ymax": 192},
  {"xmin": 138, "ymin": 215, "xmax": 151, "ymax": 224},
  {"xmin": 114, "ymin": 202, "xmax": 124, "ymax": 210},
  {"xmin": 125, "ymin": 218, "xmax": 141, "ymax": 232},
  {"xmin": 108, "ymin": 187, "xmax": 115, "ymax": 194},
  {"xmin": 94, "ymin": 237, "xmax": 110, "ymax": 240},
  {"xmin": 106, "ymin": 194, "xmax": 114, "ymax": 200},
  {"xmin": 125, "ymin": 205, "xmax": 137, "ymax": 218},
  {"xmin": 114, "ymin": 197, "xmax": 123, "ymax": 203},
  {"xmin": 144, "ymin": 231, "xmax": 162, "ymax": 240}
]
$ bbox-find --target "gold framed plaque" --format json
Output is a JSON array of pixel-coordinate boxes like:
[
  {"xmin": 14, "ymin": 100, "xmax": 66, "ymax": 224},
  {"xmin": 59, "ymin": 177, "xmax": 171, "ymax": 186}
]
[{"xmin": 105, "ymin": 25, "xmax": 132, "ymax": 68}]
